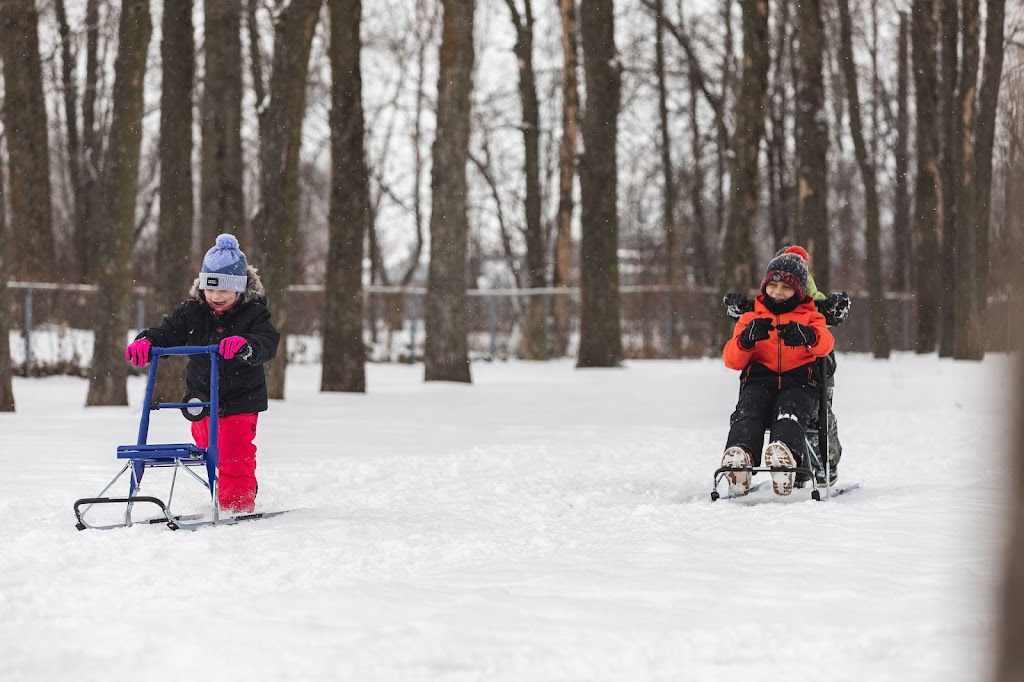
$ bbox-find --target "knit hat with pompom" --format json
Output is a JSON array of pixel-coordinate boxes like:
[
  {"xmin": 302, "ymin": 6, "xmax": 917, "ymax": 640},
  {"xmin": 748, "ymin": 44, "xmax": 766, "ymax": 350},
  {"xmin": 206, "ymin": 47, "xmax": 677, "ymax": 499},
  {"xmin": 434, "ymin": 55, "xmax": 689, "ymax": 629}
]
[
  {"xmin": 760, "ymin": 246, "xmax": 809, "ymax": 300},
  {"xmin": 199, "ymin": 234, "xmax": 248, "ymax": 292}
]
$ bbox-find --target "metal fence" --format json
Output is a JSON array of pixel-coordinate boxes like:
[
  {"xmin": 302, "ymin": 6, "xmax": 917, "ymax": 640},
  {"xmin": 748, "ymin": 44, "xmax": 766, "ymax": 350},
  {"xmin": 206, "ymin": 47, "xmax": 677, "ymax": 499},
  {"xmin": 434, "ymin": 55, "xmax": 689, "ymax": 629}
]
[{"xmin": 5, "ymin": 281, "xmax": 1020, "ymax": 374}]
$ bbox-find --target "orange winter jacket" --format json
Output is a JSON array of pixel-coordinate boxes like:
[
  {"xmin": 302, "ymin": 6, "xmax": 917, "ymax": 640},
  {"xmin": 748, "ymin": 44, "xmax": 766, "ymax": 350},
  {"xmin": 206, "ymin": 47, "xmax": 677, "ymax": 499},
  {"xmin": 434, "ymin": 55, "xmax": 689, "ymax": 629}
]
[{"xmin": 723, "ymin": 295, "xmax": 834, "ymax": 384}]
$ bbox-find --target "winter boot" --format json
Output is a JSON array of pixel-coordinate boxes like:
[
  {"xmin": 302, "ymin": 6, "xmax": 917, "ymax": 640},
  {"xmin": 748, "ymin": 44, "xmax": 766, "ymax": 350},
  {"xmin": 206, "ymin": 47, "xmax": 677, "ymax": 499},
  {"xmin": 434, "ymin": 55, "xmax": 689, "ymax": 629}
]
[
  {"xmin": 764, "ymin": 441, "xmax": 798, "ymax": 496},
  {"xmin": 721, "ymin": 447, "xmax": 753, "ymax": 497},
  {"xmin": 815, "ymin": 465, "xmax": 839, "ymax": 488}
]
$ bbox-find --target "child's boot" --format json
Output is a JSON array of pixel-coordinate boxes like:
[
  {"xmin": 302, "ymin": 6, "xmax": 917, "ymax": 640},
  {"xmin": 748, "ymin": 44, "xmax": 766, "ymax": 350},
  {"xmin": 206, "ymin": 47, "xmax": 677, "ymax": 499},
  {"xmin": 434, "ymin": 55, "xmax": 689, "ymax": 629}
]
[
  {"xmin": 721, "ymin": 447, "xmax": 753, "ymax": 497},
  {"xmin": 764, "ymin": 441, "xmax": 797, "ymax": 496}
]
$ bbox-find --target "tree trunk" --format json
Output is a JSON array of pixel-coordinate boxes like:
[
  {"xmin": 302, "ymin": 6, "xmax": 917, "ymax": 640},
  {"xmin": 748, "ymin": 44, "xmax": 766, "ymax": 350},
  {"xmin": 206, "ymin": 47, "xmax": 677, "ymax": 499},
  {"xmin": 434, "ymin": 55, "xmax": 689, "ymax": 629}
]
[
  {"xmin": 938, "ymin": 0, "xmax": 959, "ymax": 357},
  {"xmin": 551, "ymin": 0, "xmax": 580, "ymax": 358},
  {"xmin": 253, "ymin": 0, "xmax": 322, "ymax": 400},
  {"xmin": 954, "ymin": 0, "xmax": 982, "ymax": 359},
  {"xmin": 201, "ymin": 0, "xmax": 246, "ymax": 248},
  {"xmin": 766, "ymin": 0, "xmax": 791, "ymax": 250},
  {"xmin": 911, "ymin": 0, "xmax": 943, "ymax": 354},
  {"xmin": 245, "ymin": 0, "xmax": 267, "ymax": 116},
  {"xmin": 973, "ymin": 0, "xmax": 1006, "ymax": 348},
  {"xmin": 502, "ymin": 0, "xmax": 546, "ymax": 360},
  {"xmin": 0, "ymin": 0, "xmax": 56, "ymax": 282},
  {"xmin": 688, "ymin": 65, "xmax": 710, "ymax": 286},
  {"xmin": 836, "ymin": 0, "xmax": 889, "ymax": 358},
  {"xmin": 0, "ymin": 128, "xmax": 14, "ymax": 411},
  {"xmin": 321, "ymin": 0, "xmax": 368, "ymax": 393},
  {"xmin": 716, "ymin": 0, "xmax": 770, "ymax": 297},
  {"xmin": 55, "ymin": 0, "xmax": 85, "ymax": 281},
  {"xmin": 152, "ymin": 0, "xmax": 196, "ymax": 404},
  {"xmin": 424, "ymin": 0, "xmax": 475, "ymax": 383},
  {"xmin": 577, "ymin": 0, "xmax": 622, "ymax": 368},
  {"xmin": 893, "ymin": 12, "xmax": 911, "ymax": 293},
  {"xmin": 398, "ymin": 0, "xmax": 435, "ymax": 287},
  {"xmin": 653, "ymin": 0, "xmax": 679, "ymax": 356},
  {"xmin": 86, "ymin": 0, "xmax": 152, "ymax": 407},
  {"xmin": 80, "ymin": 0, "xmax": 102, "ymax": 283},
  {"xmin": 795, "ymin": 0, "xmax": 829, "ymax": 290}
]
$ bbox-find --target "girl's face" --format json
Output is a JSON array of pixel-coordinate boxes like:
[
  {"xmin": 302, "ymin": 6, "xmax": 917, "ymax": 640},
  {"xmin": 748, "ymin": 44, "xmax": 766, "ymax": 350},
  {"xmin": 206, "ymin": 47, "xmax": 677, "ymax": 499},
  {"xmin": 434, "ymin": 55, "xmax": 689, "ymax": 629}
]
[
  {"xmin": 205, "ymin": 289, "xmax": 239, "ymax": 312},
  {"xmin": 765, "ymin": 280, "xmax": 796, "ymax": 303}
]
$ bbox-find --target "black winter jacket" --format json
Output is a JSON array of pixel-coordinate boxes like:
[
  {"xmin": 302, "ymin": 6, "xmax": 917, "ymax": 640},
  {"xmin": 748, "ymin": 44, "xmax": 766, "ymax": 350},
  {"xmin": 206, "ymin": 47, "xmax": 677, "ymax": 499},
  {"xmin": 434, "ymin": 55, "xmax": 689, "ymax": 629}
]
[{"xmin": 137, "ymin": 274, "xmax": 280, "ymax": 416}]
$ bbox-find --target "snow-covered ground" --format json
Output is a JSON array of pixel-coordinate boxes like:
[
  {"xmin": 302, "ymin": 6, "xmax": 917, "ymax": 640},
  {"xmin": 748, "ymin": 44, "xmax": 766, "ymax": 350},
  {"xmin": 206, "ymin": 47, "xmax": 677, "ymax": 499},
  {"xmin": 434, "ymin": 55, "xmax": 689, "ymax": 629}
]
[{"xmin": 0, "ymin": 353, "xmax": 1012, "ymax": 681}]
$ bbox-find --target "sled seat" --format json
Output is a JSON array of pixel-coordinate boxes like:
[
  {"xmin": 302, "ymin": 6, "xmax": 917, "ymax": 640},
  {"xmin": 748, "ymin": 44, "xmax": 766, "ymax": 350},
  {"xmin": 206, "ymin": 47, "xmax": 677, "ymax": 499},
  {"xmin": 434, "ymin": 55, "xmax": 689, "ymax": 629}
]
[{"xmin": 116, "ymin": 443, "xmax": 207, "ymax": 464}]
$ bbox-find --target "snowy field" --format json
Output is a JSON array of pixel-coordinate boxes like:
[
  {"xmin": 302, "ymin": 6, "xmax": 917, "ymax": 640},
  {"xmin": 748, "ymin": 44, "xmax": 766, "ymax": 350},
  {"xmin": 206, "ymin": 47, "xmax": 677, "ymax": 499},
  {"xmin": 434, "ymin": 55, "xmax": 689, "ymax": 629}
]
[{"xmin": 0, "ymin": 352, "xmax": 1013, "ymax": 681}]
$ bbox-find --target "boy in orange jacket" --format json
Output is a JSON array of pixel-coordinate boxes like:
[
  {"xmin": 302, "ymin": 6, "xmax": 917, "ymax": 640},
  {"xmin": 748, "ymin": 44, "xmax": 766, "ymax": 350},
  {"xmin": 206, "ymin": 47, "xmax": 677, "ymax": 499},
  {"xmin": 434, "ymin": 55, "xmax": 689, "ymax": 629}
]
[{"xmin": 721, "ymin": 250, "xmax": 834, "ymax": 496}]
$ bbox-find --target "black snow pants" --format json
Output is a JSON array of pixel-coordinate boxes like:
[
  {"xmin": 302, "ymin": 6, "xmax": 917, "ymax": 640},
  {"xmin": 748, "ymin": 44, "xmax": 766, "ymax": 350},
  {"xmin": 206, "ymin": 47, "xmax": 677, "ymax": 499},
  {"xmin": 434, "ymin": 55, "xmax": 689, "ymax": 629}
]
[{"xmin": 725, "ymin": 382, "xmax": 818, "ymax": 466}]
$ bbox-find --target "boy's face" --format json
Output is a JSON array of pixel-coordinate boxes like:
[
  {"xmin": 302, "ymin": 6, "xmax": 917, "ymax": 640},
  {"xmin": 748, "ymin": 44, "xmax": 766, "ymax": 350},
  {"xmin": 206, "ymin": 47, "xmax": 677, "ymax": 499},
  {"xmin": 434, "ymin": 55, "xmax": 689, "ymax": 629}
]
[
  {"xmin": 765, "ymin": 280, "xmax": 795, "ymax": 303},
  {"xmin": 205, "ymin": 289, "xmax": 239, "ymax": 312}
]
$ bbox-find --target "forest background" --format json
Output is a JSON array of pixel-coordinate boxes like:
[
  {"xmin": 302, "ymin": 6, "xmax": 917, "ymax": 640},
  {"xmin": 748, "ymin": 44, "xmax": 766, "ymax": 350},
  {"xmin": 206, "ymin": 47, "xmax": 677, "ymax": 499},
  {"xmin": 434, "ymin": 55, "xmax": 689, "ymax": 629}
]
[{"xmin": 0, "ymin": 0, "xmax": 1021, "ymax": 399}]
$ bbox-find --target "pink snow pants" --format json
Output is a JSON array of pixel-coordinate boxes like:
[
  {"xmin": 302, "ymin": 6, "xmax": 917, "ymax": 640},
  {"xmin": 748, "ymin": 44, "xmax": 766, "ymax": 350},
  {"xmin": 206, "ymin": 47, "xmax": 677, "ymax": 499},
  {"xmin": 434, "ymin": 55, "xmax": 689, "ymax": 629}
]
[{"xmin": 191, "ymin": 413, "xmax": 259, "ymax": 512}]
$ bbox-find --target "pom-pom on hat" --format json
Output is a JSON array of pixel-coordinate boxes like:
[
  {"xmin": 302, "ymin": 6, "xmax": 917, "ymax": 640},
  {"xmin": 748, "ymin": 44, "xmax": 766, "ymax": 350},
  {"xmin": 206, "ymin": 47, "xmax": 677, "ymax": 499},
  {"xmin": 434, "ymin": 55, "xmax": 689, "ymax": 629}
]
[
  {"xmin": 199, "ymin": 234, "xmax": 248, "ymax": 292},
  {"xmin": 760, "ymin": 248, "xmax": 809, "ymax": 300}
]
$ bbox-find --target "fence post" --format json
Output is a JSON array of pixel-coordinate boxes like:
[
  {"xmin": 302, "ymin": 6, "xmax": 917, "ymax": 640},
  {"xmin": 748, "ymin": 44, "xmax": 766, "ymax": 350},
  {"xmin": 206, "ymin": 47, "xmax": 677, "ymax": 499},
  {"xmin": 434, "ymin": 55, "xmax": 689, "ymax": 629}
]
[
  {"xmin": 407, "ymin": 292, "xmax": 418, "ymax": 364},
  {"xmin": 23, "ymin": 288, "xmax": 32, "ymax": 377},
  {"xmin": 488, "ymin": 293, "xmax": 497, "ymax": 361}
]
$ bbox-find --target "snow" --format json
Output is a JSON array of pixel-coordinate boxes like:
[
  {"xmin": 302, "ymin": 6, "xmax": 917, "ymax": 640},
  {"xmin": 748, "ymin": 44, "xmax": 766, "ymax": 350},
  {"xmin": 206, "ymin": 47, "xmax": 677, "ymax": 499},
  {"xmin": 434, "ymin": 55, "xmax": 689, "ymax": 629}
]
[{"xmin": 0, "ymin": 352, "xmax": 1012, "ymax": 680}]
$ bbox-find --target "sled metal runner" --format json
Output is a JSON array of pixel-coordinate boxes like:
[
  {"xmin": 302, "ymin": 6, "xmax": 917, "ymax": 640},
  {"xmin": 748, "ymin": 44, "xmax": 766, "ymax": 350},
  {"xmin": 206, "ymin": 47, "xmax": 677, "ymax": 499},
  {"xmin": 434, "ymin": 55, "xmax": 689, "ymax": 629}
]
[
  {"xmin": 711, "ymin": 357, "xmax": 852, "ymax": 502},
  {"xmin": 74, "ymin": 345, "xmax": 281, "ymax": 531}
]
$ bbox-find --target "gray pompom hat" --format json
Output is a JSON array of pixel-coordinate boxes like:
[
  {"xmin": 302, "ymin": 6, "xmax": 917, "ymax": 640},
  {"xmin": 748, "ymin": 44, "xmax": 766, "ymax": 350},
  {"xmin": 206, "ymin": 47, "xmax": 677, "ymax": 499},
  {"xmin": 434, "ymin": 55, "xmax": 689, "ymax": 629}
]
[{"xmin": 198, "ymin": 234, "xmax": 248, "ymax": 293}]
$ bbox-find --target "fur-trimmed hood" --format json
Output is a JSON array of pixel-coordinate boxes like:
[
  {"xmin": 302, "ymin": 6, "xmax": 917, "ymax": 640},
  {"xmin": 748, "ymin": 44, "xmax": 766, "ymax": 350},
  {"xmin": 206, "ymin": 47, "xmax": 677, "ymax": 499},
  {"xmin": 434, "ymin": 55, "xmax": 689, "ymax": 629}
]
[{"xmin": 189, "ymin": 264, "xmax": 266, "ymax": 303}]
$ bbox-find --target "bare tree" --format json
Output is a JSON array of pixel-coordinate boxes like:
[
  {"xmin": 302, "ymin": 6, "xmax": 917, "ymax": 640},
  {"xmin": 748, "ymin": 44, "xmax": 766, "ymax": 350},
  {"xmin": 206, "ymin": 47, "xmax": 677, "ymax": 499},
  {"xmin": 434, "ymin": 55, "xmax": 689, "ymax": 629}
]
[
  {"xmin": 0, "ymin": 0, "xmax": 56, "ymax": 282},
  {"xmin": 911, "ymin": 0, "xmax": 943, "ymax": 353},
  {"xmin": 795, "ymin": 0, "xmax": 829, "ymax": 289},
  {"xmin": 152, "ymin": 0, "xmax": 196, "ymax": 403},
  {"xmin": 653, "ymin": 0, "xmax": 679, "ymax": 355},
  {"xmin": 893, "ymin": 11, "xmax": 911, "ymax": 293},
  {"xmin": 836, "ymin": 0, "xmax": 889, "ymax": 358},
  {"xmin": 765, "ymin": 0, "xmax": 792, "ymax": 249},
  {"xmin": 0, "ymin": 118, "xmax": 14, "ymax": 410},
  {"xmin": 86, "ymin": 0, "xmax": 152, "ymax": 407},
  {"xmin": 201, "ymin": 0, "xmax": 246, "ymax": 247},
  {"xmin": 972, "ymin": 0, "xmax": 1006, "ymax": 343},
  {"xmin": 54, "ymin": 0, "xmax": 84, "ymax": 280},
  {"xmin": 253, "ymin": 0, "xmax": 323, "ymax": 399},
  {"xmin": 424, "ymin": 0, "xmax": 475, "ymax": 383},
  {"xmin": 953, "ymin": 0, "xmax": 982, "ymax": 359},
  {"xmin": 502, "ymin": 0, "xmax": 547, "ymax": 359},
  {"xmin": 687, "ymin": 63, "xmax": 710, "ymax": 285},
  {"xmin": 551, "ymin": 0, "xmax": 580, "ymax": 358},
  {"xmin": 938, "ymin": 0, "xmax": 960, "ymax": 356},
  {"xmin": 577, "ymin": 0, "xmax": 623, "ymax": 368},
  {"xmin": 321, "ymin": 0, "xmax": 368, "ymax": 393},
  {"xmin": 716, "ymin": 0, "xmax": 770, "ymax": 297},
  {"xmin": 79, "ymin": 0, "xmax": 102, "ymax": 282}
]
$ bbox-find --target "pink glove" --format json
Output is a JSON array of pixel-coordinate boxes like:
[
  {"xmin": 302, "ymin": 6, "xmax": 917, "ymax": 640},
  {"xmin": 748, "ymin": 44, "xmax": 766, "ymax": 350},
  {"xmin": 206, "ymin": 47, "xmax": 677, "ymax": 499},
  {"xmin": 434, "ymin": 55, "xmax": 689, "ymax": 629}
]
[
  {"xmin": 125, "ymin": 339, "xmax": 151, "ymax": 366},
  {"xmin": 219, "ymin": 336, "xmax": 248, "ymax": 360}
]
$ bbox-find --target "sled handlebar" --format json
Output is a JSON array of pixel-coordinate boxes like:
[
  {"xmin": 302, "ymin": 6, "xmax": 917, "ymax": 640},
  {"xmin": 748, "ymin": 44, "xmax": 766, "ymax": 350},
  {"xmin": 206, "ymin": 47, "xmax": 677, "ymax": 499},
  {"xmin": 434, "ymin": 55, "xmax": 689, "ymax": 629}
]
[{"xmin": 151, "ymin": 344, "xmax": 220, "ymax": 357}]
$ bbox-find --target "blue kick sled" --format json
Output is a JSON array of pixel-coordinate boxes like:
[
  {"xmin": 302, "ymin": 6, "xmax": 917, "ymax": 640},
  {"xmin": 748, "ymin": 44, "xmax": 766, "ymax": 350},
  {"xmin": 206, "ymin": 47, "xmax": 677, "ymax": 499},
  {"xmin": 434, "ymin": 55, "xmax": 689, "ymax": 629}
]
[{"xmin": 74, "ymin": 345, "xmax": 286, "ymax": 530}]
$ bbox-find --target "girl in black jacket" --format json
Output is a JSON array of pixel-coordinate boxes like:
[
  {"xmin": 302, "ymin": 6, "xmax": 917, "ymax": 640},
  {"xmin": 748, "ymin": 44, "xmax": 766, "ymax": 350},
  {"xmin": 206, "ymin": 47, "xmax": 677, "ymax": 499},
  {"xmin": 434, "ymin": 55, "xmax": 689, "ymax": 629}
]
[{"xmin": 126, "ymin": 234, "xmax": 280, "ymax": 512}]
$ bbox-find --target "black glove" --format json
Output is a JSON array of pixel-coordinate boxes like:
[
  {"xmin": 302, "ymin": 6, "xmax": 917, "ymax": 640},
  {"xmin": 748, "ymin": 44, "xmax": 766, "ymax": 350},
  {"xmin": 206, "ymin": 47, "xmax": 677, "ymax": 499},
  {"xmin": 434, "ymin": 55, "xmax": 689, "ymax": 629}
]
[
  {"xmin": 776, "ymin": 321, "xmax": 817, "ymax": 347},
  {"xmin": 738, "ymin": 317, "xmax": 774, "ymax": 349},
  {"xmin": 723, "ymin": 292, "xmax": 754, "ymax": 320},
  {"xmin": 815, "ymin": 292, "xmax": 851, "ymax": 326}
]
